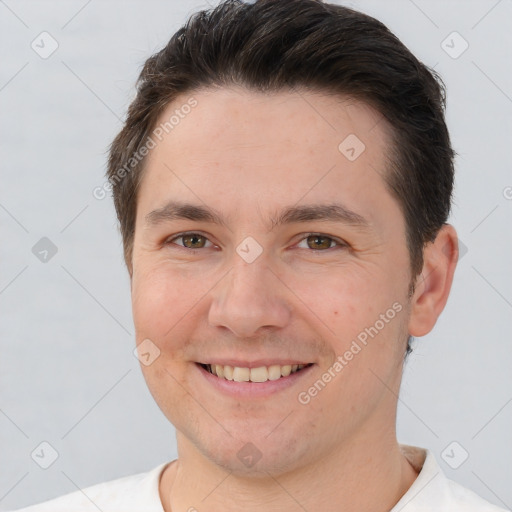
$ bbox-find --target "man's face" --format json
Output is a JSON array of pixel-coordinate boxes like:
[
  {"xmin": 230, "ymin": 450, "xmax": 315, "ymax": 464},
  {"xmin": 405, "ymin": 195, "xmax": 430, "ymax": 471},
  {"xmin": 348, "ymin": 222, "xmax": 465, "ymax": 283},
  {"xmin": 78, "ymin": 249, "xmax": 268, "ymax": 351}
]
[{"xmin": 131, "ymin": 87, "xmax": 414, "ymax": 474}]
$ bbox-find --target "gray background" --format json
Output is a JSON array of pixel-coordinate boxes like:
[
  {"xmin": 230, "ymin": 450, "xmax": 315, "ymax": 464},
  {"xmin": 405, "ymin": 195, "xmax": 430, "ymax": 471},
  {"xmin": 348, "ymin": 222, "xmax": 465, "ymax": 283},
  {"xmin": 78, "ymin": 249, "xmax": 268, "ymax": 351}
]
[{"xmin": 1, "ymin": 0, "xmax": 511, "ymax": 510}]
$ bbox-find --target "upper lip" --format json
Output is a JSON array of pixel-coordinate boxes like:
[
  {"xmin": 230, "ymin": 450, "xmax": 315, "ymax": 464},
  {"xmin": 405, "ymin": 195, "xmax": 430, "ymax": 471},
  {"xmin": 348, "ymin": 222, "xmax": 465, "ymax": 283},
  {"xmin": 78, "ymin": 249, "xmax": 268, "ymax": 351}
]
[{"xmin": 197, "ymin": 360, "xmax": 313, "ymax": 368}]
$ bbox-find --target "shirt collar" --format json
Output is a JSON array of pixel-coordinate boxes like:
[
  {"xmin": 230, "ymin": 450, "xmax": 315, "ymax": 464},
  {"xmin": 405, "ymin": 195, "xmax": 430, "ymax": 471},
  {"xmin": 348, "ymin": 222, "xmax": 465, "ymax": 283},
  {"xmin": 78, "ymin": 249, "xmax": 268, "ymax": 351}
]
[{"xmin": 391, "ymin": 444, "xmax": 448, "ymax": 511}]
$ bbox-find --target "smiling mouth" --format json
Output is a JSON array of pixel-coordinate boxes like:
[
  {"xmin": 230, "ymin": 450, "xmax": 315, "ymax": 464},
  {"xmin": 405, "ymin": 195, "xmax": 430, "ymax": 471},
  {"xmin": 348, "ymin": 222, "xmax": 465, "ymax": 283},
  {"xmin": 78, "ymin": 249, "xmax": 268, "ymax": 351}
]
[{"xmin": 198, "ymin": 363, "xmax": 314, "ymax": 383}]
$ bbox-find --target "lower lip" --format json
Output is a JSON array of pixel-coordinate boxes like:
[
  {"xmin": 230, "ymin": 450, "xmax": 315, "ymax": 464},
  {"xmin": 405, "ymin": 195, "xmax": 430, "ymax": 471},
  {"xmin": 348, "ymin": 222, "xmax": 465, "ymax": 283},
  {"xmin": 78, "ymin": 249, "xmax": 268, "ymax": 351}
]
[{"xmin": 195, "ymin": 363, "xmax": 315, "ymax": 399}]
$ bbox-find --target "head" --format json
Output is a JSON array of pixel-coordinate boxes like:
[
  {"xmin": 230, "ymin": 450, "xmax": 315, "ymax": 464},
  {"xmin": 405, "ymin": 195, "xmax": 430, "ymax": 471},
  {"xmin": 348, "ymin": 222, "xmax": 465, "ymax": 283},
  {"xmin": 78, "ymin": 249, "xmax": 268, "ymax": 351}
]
[{"xmin": 108, "ymin": 0, "xmax": 458, "ymax": 475}]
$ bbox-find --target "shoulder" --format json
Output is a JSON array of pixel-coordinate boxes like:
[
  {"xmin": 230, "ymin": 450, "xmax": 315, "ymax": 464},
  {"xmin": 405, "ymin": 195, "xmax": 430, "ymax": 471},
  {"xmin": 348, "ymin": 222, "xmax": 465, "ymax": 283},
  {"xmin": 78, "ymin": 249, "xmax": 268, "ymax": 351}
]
[{"xmin": 9, "ymin": 462, "xmax": 169, "ymax": 512}]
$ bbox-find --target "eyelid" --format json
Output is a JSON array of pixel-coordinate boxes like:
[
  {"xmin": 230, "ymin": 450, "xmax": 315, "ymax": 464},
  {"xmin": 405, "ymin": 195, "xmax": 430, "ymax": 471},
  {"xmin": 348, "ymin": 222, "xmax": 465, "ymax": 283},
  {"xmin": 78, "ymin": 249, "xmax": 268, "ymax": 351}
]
[
  {"xmin": 164, "ymin": 231, "xmax": 347, "ymax": 251},
  {"xmin": 165, "ymin": 231, "xmax": 216, "ymax": 249},
  {"xmin": 294, "ymin": 232, "xmax": 347, "ymax": 250}
]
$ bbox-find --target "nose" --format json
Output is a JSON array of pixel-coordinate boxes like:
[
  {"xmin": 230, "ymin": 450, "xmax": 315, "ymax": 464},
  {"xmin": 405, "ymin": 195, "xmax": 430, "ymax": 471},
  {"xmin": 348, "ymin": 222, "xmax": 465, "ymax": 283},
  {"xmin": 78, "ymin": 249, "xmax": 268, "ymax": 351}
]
[{"xmin": 208, "ymin": 255, "xmax": 291, "ymax": 339}]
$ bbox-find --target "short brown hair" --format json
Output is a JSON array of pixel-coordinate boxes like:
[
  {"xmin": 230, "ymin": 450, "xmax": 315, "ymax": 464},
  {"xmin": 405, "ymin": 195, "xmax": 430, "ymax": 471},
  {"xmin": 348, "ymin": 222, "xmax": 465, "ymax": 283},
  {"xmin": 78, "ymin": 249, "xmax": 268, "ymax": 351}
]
[{"xmin": 108, "ymin": 0, "xmax": 455, "ymax": 285}]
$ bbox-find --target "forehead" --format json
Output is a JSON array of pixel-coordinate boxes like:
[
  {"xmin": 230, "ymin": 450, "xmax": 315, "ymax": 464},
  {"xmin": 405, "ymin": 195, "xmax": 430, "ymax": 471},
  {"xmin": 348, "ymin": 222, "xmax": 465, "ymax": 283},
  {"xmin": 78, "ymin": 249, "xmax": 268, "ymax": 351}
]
[
  {"xmin": 156, "ymin": 86, "xmax": 390, "ymax": 153},
  {"xmin": 137, "ymin": 87, "xmax": 396, "ymax": 227}
]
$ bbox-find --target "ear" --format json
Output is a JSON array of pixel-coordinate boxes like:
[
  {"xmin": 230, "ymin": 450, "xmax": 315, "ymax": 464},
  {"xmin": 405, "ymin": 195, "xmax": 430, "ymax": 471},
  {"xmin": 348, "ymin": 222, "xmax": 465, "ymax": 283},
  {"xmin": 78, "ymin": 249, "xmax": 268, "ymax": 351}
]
[{"xmin": 408, "ymin": 224, "xmax": 459, "ymax": 337}]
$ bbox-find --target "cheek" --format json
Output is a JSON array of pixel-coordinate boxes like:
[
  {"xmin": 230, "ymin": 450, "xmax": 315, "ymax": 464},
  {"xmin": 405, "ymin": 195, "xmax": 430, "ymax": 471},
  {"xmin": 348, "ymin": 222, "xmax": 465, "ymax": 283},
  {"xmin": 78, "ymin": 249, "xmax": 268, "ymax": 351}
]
[
  {"xmin": 132, "ymin": 266, "xmax": 201, "ymax": 414},
  {"xmin": 131, "ymin": 264, "xmax": 208, "ymax": 344},
  {"xmin": 289, "ymin": 265, "xmax": 389, "ymax": 341},
  {"xmin": 290, "ymin": 265, "xmax": 407, "ymax": 391}
]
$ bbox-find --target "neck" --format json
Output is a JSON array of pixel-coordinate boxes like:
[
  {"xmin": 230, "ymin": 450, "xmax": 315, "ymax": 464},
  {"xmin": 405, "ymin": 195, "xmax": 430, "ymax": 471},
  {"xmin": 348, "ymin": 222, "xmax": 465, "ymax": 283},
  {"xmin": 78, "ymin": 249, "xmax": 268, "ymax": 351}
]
[{"xmin": 160, "ymin": 430, "xmax": 418, "ymax": 512}]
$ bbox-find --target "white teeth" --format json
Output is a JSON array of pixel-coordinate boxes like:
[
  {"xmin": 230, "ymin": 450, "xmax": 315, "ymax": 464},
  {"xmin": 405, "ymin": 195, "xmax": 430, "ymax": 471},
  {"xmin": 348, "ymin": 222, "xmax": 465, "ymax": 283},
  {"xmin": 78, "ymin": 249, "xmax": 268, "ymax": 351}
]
[
  {"xmin": 233, "ymin": 367, "xmax": 250, "ymax": 382},
  {"xmin": 215, "ymin": 365, "xmax": 224, "ymax": 378},
  {"xmin": 281, "ymin": 365, "xmax": 292, "ymax": 377},
  {"xmin": 204, "ymin": 363, "xmax": 310, "ymax": 382},
  {"xmin": 250, "ymin": 366, "xmax": 268, "ymax": 382},
  {"xmin": 268, "ymin": 365, "xmax": 282, "ymax": 380},
  {"xmin": 223, "ymin": 365, "xmax": 234, "ymax": 380}
]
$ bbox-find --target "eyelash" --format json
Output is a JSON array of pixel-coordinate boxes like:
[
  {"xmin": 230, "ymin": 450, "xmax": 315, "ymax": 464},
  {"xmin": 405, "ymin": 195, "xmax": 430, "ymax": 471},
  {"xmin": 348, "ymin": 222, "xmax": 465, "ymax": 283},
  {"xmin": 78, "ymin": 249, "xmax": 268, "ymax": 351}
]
[{"xmin": 164, "ymin": 232, "xmax": 347, "ymax": 253}]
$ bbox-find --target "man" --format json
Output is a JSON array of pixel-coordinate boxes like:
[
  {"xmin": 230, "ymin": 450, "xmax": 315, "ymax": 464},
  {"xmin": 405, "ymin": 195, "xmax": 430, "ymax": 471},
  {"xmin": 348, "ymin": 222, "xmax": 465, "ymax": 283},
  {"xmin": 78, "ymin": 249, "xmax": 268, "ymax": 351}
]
[{"xmin": 13, "ymin": 0, "xmax": 507, "ymax": 511}]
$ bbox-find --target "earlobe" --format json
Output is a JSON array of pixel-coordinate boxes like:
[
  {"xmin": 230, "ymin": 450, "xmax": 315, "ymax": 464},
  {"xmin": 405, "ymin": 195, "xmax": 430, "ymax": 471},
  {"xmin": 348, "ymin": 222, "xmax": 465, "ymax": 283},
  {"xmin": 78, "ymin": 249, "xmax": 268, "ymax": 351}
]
[{"xmin": 408, "ymin": 224, "xmax": 459, "ymax": 337}]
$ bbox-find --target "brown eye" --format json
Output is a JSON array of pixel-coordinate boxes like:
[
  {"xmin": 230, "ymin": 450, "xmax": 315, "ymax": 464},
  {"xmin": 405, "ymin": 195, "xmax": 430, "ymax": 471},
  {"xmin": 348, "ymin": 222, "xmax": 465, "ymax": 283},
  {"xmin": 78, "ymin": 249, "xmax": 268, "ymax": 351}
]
[
  {"xmin": 167, "ymin": 233, "xmax": 213, "ymax": 250},
  {"xmin": 181, "ymin": 233, "xmax": 207, "ymax": 249},
  {"xmin": 305, "ymin": 234, "xmax": 336, "ymax": 250},
  {"xmin": 296, "ymin": 234, "xmax": 345, "ymax": 251}
]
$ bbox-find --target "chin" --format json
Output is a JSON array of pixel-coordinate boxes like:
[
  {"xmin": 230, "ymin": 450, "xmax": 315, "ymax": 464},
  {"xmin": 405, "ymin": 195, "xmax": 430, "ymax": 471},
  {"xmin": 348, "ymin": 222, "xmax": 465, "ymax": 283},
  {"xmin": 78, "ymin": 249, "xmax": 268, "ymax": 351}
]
[{"xmin": 191, "ymin": 425, "xmax": 312, "ymax": 478}]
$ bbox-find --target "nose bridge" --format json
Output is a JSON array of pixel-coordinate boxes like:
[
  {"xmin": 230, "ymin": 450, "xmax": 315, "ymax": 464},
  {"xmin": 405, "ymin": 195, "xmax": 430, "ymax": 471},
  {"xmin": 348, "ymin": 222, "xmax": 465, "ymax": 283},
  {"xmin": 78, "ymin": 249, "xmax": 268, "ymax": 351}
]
[{"xmin": 208, "ymin": 249, "xmax": 291, "ymax": 338}]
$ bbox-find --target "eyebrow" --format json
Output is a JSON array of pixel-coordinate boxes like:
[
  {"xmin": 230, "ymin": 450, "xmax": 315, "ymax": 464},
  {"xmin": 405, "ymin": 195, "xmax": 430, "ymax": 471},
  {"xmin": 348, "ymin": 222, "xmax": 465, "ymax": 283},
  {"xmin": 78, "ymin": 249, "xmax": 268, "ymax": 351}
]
[{"xmin": 144, "ymin": 200, "xmax": 371, "ymax": 232}]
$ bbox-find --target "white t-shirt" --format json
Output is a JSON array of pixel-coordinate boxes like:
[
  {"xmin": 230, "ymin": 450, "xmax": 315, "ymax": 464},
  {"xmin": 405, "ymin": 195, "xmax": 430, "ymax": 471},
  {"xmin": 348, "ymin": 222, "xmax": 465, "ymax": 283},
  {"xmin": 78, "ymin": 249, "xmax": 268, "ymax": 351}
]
[{"xmin": 10, "ymin": 445, "xmax": 508, "ymax": 511}]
